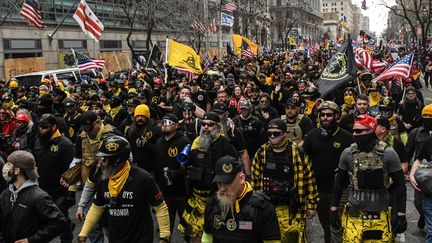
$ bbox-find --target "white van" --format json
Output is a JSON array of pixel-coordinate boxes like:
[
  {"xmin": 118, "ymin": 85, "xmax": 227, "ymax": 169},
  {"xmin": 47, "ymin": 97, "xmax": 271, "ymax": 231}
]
[{"xmin": 14, "ymin": 68, "xmax": 100, "ymax": 87}]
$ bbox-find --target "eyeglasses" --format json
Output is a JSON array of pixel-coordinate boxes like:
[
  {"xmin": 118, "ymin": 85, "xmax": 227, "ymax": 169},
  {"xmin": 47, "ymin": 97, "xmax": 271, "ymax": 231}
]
[
  {"xmin": 202, "ymin": 121, "xmax": 217, "ymax": 127},
  {"xmin": 161, "ymin": 119, "xmax": 175, "ymax": 127},
  {"xmin": 320, "ymin": 112, "xmax": 335, "ymax": 118},
  {"xmin": 353, "ymin": 128, "xmax": 370, "ymax": 134},
  {"xmin": 267, "ymin": 131, "xmax": 283, "ymax": 138}
]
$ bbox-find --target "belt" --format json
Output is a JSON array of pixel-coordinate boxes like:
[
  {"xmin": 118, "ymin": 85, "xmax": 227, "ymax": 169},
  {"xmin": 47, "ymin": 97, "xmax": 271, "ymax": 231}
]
[{"xmin": 346, "ymin": 205, "xmax": 381, "ymax": 220}]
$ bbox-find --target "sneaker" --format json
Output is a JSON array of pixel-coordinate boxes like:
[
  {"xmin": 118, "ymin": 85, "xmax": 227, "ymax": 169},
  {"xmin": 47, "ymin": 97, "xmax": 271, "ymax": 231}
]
[{"xmin": 418, "ymin": 215, "xmax": 425, "ymax": 229}]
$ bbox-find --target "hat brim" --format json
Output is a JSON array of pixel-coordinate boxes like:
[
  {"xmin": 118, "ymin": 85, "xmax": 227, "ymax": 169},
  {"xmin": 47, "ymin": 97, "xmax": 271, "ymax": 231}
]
[{"xmin": 212, "ymin": 174, "xmax": 236, "ymax": 184}]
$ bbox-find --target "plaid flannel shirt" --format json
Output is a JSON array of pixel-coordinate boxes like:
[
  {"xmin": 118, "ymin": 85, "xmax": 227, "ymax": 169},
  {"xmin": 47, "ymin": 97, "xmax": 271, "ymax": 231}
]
[{"xmin": 251, "ymin": 141, "xmax": 319, "ymax": 220}]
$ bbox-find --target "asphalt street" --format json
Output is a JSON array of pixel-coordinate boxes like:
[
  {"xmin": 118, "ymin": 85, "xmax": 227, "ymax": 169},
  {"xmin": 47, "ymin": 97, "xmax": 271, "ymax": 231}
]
[{"xmin": 53, "ymin": 82, "xmax": 432, "ymax": 243}]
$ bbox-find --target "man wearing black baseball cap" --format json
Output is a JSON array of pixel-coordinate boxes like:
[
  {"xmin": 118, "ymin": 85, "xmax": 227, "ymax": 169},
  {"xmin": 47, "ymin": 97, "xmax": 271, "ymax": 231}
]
[
  {"xmin": 202, "ymin": 156, "xmax": 280, "ymax": 242},
  {"xmin": 178, "ymin": 112, "xmax": 238, "ymax": 241}
]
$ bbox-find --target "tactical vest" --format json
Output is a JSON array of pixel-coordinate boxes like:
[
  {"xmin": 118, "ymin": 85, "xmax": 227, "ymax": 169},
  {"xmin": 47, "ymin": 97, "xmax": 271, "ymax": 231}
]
[
  {"xmin": 187, "ymin": 139, "xmax": 218, "ymax": 189},
  {"xmin": 210, "ymin": 191, "xmax": 268, "ymax": 243},
  {"xmin": 349, "ymin": 141, "xmax": 390, "ymax": 191},
  {"xmin": 262, "ymin": 146, "xmax": 294, "ymax": 205},
  {"xmin": 281, "ymin": 114, "xmax": 303, "ymax": 144}
]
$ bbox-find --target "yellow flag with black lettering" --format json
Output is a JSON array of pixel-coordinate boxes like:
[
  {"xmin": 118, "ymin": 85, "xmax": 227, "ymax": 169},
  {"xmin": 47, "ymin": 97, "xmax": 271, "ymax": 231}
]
[
  {"xmin": 232, "ymin": 34, "xmax": 258, "ymax": 55},
  {"xmin": 166, "ymin": 39, "xmax": 202, "ymax": 74}
]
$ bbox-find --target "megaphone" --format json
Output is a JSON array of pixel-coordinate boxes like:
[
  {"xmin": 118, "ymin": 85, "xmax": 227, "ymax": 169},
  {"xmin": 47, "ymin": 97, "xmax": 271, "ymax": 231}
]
[{"xmin": 176, "ymin": 144, "xmax": 191, "ymax": 165}]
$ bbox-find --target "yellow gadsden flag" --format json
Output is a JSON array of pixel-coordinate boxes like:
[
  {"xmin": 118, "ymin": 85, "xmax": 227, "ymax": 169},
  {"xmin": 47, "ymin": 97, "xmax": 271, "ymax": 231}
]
[
  {"xmin": 232, "ymin": 34, "xmax": 258, "ymax": 55},
  {"xmin": 166, "ymin": 39, "xmax": 202, "ymax": 74},
  {"xmin": 289, "ymin": 37, "xmax": 297, "ymax": 46}
]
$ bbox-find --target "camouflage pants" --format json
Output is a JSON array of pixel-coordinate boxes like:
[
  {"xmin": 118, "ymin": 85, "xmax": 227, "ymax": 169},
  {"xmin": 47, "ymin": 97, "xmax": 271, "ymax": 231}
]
[
  {"xmin": 341, "ymin": 205, "xmax": 393, "ymax": 243},
  {"xmin": 275, "ymin": 205, "xmax": 306, "ymax": 243}
]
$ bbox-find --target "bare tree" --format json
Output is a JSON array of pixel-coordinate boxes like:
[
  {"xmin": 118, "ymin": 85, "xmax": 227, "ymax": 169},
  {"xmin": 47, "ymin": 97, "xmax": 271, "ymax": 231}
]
[
  {"xmin": 120, "ymin": 0, "xmax": 174, "ymax": 63},
  {"xmin": 380, "ymin": 0, "xmax": 431, "ymax": 47}
]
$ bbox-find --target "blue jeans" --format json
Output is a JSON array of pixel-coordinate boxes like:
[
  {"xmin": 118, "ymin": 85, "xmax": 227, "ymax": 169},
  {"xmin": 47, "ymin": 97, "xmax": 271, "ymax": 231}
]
[{"xmin": 423, "ymin": 194, "xmax": 432, "ymax": 242}]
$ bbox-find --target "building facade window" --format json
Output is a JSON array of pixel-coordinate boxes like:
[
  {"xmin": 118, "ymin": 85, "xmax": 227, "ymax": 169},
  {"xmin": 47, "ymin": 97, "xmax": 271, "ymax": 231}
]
[
  {"xmin": 100, "ymin": 40, "xmax": 122, "ymax": 51},
  {"xmin": 3, "ymin": 39, "xmax": 42, "ymax": 59},
  {"xmin": 210, "ymin": 42, "xmax": 218, "ymax": 47},
  {"xmin": 58, "ymin": 39, "xmax": 87, "ymax": 51}
]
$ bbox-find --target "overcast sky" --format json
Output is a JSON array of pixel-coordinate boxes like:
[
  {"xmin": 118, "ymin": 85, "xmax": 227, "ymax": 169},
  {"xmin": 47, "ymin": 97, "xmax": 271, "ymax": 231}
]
[{"xmin": 351, "ymin": 0, "xmax": 396, "ymax": 37}]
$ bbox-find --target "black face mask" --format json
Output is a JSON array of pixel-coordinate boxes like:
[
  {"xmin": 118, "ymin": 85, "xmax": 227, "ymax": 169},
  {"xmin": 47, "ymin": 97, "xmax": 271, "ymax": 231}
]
[
  {"xmin": 354, "ymin": 133, "xmax": 377, "ymax": 152},
  {"xmin": 423, "ymin": 118, "xmax": 432, "ymax": 131}
]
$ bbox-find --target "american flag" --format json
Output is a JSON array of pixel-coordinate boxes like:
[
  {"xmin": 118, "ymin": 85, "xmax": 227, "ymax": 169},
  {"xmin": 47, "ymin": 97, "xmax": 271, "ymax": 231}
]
[
  {"xmin": 354, "ymin": 47, "xmax": 373, "ymax": 70},
  {"xmin": 19, "ymin": 0, "xmax": 43, "ymax": 28},
  {"xmin": 374, "ymin": 53, "xmax": 414, "ymax": 82},
  {"xmin": 241, "ymin": 39, "xmax": 254, "ymax": 59},
  {"xmin": 72, "ymin": 49, "xmax": 105, "ymax": 71},
  {"xmin": 191, "ymin": 21, "xmax": 206, "ymax": 33},
  {"xmin": 73, "ymin": 0, "xmax": 104, "ymax": 41},
  {"xmin": 354, "ymin": 47, "xmax": 387, "ymax": 74},
  {"xmin": 221, "ymin": 0, "xmax": 237, "ymax": 13}
]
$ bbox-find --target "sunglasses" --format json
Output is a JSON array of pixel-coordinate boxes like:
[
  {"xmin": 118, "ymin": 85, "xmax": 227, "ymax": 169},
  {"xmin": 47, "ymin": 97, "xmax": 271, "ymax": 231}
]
[
  {"xmin": 353, "ymin": 128, "xmax": 370, "ymax": 134},
  {"xmin": 161, "ymin": 119, "xmax": 175, "ymax": 127},
  {"xmin": 320, "ymin": 112, "xmax": 335, "ymax": 118},
  {"xmin": 202, "ymin": 121, "xmax": 217, "ymax": 127},
  {"xmin": 267, "ymin": 131, "xmax": 283, "ymax": 138}
]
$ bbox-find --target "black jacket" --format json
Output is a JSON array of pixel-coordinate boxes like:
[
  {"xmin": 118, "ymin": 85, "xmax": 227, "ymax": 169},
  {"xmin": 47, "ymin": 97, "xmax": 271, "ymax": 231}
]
[{"xmin": 0, "ymin": 182, "xmax": 66, "ymax": 243}]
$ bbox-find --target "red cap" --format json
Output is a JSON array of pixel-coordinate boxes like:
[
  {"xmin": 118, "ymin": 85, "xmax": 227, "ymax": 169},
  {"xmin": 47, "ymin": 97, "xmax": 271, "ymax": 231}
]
[
  {"xmin": 355, "ymin": 114, "xmax": 377, "ymax": 131},
  {"xmin": 15, "ymin": 113, "xmax": 30, "ymax": 123}
]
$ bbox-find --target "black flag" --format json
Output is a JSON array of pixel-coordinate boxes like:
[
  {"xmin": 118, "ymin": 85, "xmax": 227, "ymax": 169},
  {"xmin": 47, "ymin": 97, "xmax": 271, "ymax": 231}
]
[
  {"xmin": 227, "ymin": 43, "xmax": 235, "ymax": 56},
  {"xmin": 317, "ymin": 38, "xmax": 356, "ymax": 97},
  {"xmin": 147, "ymin": 45, "xmax": 162, "ymax": 67}
]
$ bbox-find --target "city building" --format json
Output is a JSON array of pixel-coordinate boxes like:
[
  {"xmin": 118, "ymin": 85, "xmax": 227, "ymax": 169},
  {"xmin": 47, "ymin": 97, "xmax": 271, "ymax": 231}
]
[
  {"xmin": 0, "ymin": 0, "xmax": 242, "ymax": 80},
  {"xmin": 322, "ymin": 0, "xmax": 355, "ymax": 32},
  {"xmin": 361, "ymin": 15, "xmax": 370, "ymax": 33},
  {"xmin": 268, "ymin": 0, "xmax": 325, "ymax": 48}
]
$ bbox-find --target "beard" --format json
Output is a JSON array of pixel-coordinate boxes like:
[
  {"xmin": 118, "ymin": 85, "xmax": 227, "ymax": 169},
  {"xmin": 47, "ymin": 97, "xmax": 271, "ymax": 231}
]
[
  {"xmin": 197, "ymin": 128, "xmax": 219, "ymax": 152},
  {"xmin": 217, "ymin": 190, "xmax": 236, "ymax": 219},
  {"xmin": 38, "ymin": 130, "xmax": 53, "ymax": 147},
  {"xmin": 100, "ymin": 163, "xmax": 121, "ymax": 180}
]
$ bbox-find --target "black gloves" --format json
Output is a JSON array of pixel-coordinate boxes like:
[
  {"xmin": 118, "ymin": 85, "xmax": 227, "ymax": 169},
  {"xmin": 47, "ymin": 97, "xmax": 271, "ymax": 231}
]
[
  {"xmin": 393, "ymin": 215, "xmax": 407, "ymax": 234},
  {"xmin": 330, "ymin": 210, "xmax": 341, "ymax": 229}
]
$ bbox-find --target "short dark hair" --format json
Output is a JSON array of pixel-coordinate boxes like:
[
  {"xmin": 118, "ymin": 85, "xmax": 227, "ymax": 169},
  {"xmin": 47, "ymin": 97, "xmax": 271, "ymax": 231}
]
[{"xmin": 356, "ymin": 94, "xmax": 369, "ymax": 103}]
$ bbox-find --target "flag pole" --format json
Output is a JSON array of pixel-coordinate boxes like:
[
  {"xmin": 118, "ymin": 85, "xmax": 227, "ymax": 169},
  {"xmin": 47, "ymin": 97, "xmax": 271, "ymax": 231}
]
[
  {"xmin": 164, "ymin": 38, "xmax": 169, "ymax": 84},
  {"xmin": 71, "ymin": 48, "xmax": 84, "ymax": 81},
  {"xmin": 48, "ymin": 0, "xmax": 80, "ymax": 45}
]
